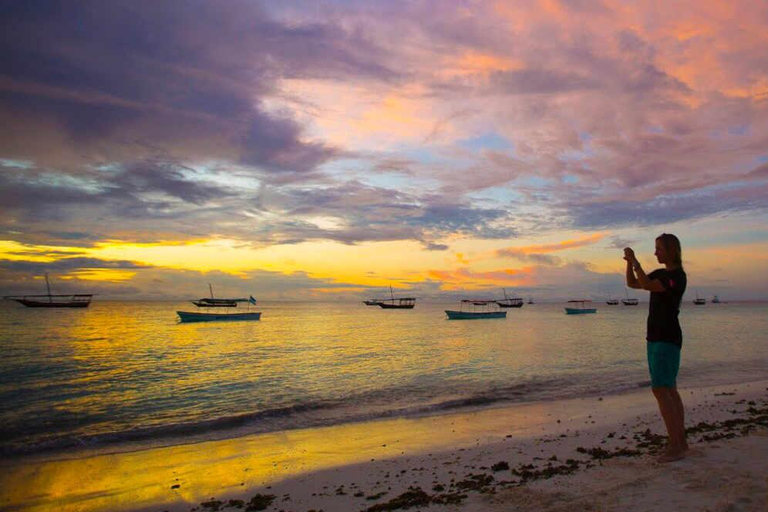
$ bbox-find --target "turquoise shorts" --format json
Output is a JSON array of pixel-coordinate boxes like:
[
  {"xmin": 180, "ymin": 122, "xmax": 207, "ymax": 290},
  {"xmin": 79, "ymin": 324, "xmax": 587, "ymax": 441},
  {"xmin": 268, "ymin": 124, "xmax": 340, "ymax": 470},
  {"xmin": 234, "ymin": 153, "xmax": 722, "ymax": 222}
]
[{"xmin": 647, "ymin": 341, "xmax": 681, "ymax": 388}]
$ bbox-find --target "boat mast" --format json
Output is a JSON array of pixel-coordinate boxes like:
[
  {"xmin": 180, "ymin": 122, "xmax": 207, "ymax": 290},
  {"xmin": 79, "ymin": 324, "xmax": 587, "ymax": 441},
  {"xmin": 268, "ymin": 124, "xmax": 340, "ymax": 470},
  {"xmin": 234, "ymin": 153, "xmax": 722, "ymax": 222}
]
[
  {"xmin": 209, "ymin": 283, "xmax": 214, "ymax": 299},
  {"xmin": 45, "ymin": 273, "xmax": 52, "ymax": 303},
  {"xmin": 390, "ymin": 285, "xmax": 395, "ymax": 301}
]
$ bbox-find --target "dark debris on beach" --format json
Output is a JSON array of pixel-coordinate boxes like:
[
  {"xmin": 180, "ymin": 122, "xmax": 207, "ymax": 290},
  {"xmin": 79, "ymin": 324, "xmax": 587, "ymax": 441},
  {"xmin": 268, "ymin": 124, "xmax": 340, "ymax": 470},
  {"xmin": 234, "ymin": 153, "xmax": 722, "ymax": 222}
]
[{"xmin": 191, "ymin": 396, "xmax": 768, "ymax": 512}]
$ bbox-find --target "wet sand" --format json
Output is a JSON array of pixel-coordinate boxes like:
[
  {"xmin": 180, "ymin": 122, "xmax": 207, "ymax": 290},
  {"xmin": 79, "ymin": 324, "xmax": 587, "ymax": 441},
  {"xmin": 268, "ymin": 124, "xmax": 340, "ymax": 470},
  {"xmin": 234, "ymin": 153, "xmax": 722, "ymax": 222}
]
[{"xmin": 1, "ymin": 380, "xmax": 766, "ymax": 512}]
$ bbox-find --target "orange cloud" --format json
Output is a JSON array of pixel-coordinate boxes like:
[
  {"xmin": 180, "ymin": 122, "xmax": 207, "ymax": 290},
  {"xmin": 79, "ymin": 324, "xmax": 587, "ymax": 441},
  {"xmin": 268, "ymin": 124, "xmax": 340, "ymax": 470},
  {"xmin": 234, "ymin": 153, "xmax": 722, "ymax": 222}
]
[
  {"xmin": 498, "ymin": 233, "xmax": 604, "ymax": 257},
  {"xmin": 427, "ymin": 266, "xmax": 536, "ymax": 290}
]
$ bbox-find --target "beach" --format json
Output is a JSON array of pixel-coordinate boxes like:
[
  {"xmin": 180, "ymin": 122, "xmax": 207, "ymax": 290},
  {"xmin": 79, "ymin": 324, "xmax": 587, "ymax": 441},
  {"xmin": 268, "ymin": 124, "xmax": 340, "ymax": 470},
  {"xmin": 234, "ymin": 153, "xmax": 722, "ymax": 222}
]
[{"xmin": 2, "ymin": 379, "xmax": 766, "ymax": 512}]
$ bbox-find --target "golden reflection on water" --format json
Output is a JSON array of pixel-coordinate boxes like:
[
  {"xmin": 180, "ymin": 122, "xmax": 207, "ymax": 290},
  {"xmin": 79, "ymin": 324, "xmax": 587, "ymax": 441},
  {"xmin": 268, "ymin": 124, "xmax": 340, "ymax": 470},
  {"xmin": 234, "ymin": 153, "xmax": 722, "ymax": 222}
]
[{"xmin": 1, "ymin": 399, "xmax": 570, "ymax": 512}]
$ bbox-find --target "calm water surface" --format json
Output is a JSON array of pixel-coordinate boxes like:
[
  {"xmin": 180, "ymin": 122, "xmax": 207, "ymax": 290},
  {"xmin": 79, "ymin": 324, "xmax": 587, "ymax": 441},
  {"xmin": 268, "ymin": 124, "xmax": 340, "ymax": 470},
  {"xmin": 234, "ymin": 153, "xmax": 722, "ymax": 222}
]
[{"xmin": 1, "ymin": 300, "xmax": 766, "ymax": 455}]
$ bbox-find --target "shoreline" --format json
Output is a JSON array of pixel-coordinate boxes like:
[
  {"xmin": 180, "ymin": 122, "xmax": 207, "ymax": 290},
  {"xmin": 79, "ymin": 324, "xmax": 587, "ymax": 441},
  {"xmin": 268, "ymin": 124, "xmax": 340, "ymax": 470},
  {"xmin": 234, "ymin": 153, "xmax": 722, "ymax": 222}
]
[{"xmin": 1, "ymin": 379, "xmax": 766, "ymax": 512}]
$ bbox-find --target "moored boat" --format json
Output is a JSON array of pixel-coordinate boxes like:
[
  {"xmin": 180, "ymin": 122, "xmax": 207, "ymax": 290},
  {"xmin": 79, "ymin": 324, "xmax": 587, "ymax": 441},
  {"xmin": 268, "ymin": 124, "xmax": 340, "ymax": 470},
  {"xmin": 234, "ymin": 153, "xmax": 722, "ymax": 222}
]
[
  {"xmin": 178, "ymin": 285, "xmax": 260, "ymax": 322},
  {"xmin": 377, "ymin": 286, "xmax": 416, "ymax": 309},
  {"xmin": 496, "ymin": 288, "xmax": 524, "ymax": 308},
  {"xmin": 622, "ymin": 288, "xmax": 638, "ymax": 306},
  {"xmin": 177, "ymin": 311, "xmax": 262, "ymax": 322},
  {"xmin": 445, "ymin": 300, "xmax": 507, "ymax": 320},
  {"xmin": 363, "ymin": 299, "xmax": 382, "ymax": 306},
  {"xmin": 693, "ymin": 292, "xmax": 706, "ymax": 305},
  {"xmin": 4, "ymin": 274, "xmax": 92, "ymax": 308},
  {"xmin": 606, "ymin": 293, "xmax": 618, "ymax": 305},
  {"xmin": 564, "ymin": 300, "xmax": 597, "ymax": 315}
]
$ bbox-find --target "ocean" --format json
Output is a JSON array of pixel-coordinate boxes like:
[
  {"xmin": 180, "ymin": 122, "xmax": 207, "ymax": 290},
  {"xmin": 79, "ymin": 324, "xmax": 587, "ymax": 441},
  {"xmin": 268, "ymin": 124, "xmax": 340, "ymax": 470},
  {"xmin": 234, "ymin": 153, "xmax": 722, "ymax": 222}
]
[{"xmin": 1, "ymin": 300, "xmax": 766, "ymax": 457}]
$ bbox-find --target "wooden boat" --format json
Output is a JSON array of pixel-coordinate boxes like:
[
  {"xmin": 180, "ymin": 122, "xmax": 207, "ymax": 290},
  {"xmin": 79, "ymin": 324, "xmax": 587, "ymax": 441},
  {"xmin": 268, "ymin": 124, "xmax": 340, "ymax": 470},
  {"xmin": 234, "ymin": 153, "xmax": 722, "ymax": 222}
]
[
  {"xmin": 606, "ymin": 293, "xmax": 618, "ymax": 305},
  {"xmin": 564, "ymin": 300, "xmax": 597, "ymax": 315},
  {"xmin": 377, "ymin": 286, "xmax": 416, "ymax": 309},
  {"xmin": 712, "ymin": 295, "xmax": 721, "ymax": 304},
  {"xmin": 693, "ymin": 292, "xmax": 706, "ymax": 305},
  {"xmin": 363, "ymin": 299, "xmax": 382, "ymax": 306},
  {"xmin": 622, "ymin": 288, "xmax": 638, "ymax": 306},
  {"xmin": 4, "ymin": 274, "xmax": 92, "ymax": 308},
  {"xmin": 445, "ymin": 300, "xmax": 507, "ymax": 320},
  {"xmin": 496, "ymin": 288, "xmax": 524, "ymax": 308},
  {"xmin": 177, "ymin": 311, "xmax": 261, "ymax": 322},
  {"xmin": 527, "ymin": 297, "xmax": 535, "ymax": 305},
  {"xmin": 190, "ymin": 284, "xmax": 238, "ymax": 307},
  {"xmin": 178, "ymin": 285, "xmax": 260, "ymax": 322}
]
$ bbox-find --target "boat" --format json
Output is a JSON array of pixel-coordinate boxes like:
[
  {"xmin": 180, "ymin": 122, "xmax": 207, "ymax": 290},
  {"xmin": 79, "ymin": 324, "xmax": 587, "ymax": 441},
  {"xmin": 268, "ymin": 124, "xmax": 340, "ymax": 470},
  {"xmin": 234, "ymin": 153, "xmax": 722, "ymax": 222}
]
[
  {"xmin": 363, "ymin": 299, "xmax": 382, "ymax": 306},
  {"xmin": 177, "ymin": 285, "xmax": 260, "ymax": 322},
  {"xmin": 606, "ymin": 293, "xmax": 618, "ymax": 305},
  {"xmin": 377, "ymin": 286, "xmax": 416, "ymax": 309},
  {"xmin": 622, "ymin": 288, "xmax": 639, "ymax": 306},
  {"xmin": 693, "ymin": 292, "xmax": 706, "ymax": 305},
  {"xmin": 177, "ymin": 310, "xmax": 261, "ymax": 322},
  {"xmin": 496, "ymin": 288, "xmax": 524, "ymax": 308},
  {"xmin": 527, "ymin": 297, "xmax": 535, "ymax": 305},
  {"xmin": 712, "ymin": 295, "xmax": 721, "ymax": 304},
  {"xmin": 4, "ymin": 273, "xmax": 92, "ymax": 308},
  {"xmin": 191, "ymin": 284, "xmax": 239, "ymax": 307},
  {"xmin": 445, "ymin": 300, "xmax": 507, "ymax": 320},
  {"xmin": 564, "ymin": 300, "xmax": 597, "ymax": 315}
]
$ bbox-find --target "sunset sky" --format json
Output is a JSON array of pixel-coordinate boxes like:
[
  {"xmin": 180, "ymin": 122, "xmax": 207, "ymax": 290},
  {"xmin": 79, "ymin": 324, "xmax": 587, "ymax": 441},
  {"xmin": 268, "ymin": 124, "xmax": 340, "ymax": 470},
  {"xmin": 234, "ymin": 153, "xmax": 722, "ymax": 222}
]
[{"xmin": 1, "ymin": 0, "xmax": 767, "ymax": 301}]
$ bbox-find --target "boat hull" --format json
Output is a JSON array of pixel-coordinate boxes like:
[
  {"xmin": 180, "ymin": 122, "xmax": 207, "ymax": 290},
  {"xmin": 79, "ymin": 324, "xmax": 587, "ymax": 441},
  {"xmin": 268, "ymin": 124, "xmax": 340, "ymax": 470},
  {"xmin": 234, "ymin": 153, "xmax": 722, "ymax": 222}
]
[
  {"xmin": 445, "ymin": 310, "xmax": 507, "ymax": 320},
  {"xmin": 177, "ymin": 311, "xmax": 262, "ymax": 323},
  {"xmin": 496, "ymin": 302, "xmax": 523, "ymax": 308},
  {"xmin": 378, "ymin": 303, "xmax": 415, "ymax": 309},
  {"xmin": 14, "ymin": 299, "xmax": 90, "ymax": 308},
  {"xmin": 564, "ymin": 308, "xmax": 597, "ymax": 315}
]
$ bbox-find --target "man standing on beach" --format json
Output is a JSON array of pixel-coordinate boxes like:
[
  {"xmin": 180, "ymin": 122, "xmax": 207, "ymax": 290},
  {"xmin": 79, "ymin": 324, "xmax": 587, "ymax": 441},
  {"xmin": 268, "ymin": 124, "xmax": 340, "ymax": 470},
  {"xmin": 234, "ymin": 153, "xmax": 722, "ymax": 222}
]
[{"xmin": 624, "ymin": 234, "xmax": 688, "ymax": 462}]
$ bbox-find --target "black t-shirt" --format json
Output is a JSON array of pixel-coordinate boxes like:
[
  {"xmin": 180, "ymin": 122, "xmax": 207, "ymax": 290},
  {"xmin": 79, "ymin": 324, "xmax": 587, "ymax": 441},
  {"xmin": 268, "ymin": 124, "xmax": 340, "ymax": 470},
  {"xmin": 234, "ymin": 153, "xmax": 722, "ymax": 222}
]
[{"xmin": 646, "ymin": 268, "xmax": 687, "ymax": 346}]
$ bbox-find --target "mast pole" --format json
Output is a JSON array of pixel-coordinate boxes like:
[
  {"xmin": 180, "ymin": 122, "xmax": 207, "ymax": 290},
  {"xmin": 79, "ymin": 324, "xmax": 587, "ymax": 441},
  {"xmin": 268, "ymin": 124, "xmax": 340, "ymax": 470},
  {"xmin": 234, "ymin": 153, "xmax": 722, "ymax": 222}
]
[
  {"xmin": 209, "ymin": 283, "xmax": 214, "ymax": 299},
  {"xmin": 390, "ymin": 285, "xmax": 394, "ymax": 301},
  {"xmin": 45, "ymin": 273, "xmax": 52, "ymax": 302}
]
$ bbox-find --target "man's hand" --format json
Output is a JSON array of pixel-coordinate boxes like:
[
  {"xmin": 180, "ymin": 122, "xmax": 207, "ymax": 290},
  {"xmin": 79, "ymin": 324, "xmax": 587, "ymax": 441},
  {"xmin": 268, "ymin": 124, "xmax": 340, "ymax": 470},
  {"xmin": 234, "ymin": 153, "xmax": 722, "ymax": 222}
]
[{"xmin": 623, "ymin": 247, "xmax": 636, "ymax": 263}]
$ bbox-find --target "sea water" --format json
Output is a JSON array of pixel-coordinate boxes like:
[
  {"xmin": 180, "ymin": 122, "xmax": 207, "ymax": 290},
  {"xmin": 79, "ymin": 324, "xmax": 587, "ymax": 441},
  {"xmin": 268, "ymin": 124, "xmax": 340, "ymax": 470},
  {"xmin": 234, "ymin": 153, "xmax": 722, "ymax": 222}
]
[{"xmin": 1, "ymin": 300, "xmax": 766, "ymax": 456}]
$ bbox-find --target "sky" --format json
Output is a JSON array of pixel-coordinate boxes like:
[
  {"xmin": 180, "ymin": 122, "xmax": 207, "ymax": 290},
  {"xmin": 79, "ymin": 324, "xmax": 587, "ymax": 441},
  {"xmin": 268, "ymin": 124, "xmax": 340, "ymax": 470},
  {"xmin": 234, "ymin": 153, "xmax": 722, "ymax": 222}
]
[{"xmin": 1, "ymin": 0, "xmax": 767, "ymax": 301}]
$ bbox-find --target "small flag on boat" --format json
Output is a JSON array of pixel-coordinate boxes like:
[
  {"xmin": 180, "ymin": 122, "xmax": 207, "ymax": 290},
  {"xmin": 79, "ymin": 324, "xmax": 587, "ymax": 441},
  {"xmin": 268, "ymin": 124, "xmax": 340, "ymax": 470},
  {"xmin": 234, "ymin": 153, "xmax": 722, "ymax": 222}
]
[{"xmin": 249, "ymin": 295, "xmax": 257, "ymax": 305}]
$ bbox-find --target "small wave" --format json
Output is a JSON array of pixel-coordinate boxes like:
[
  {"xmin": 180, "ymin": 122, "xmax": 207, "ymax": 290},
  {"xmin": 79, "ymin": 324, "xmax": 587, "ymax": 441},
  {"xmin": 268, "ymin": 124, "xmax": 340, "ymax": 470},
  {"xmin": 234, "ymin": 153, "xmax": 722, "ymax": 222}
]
[{"xmin": 2, "ymin": 373, "xmax": 648, "ymax": 458}]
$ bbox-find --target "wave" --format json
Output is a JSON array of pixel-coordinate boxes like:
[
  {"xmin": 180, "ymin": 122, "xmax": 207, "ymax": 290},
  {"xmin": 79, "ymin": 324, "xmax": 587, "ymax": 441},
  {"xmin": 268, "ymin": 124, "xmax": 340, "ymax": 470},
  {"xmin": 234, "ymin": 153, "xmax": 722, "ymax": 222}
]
[{"xmin": 0, "ymin": 372, "xmax": 652, "ymax": 458}]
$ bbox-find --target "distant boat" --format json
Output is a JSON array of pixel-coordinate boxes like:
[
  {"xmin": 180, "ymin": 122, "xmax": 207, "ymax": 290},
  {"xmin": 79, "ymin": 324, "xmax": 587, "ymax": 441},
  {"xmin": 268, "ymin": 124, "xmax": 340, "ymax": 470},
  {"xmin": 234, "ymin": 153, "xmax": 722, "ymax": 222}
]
[
  {"xmin": 606, "ymin": 293, "xmax": 618, "ymax": 305},
  {"xmin": 191, "ymin": 284, "xmax": 239, "ymax": 307},
  {"xmin": 4, "ymin": 273, "xmax": 92, "ymax": 308},
  {"xmin": 178, "ymin": 285, "xmax": 260, "ymax": 322},
  {"xmin": 693, "ymin": 292, "xmax": 706, "ymax": 305},
  {"xmin": 363, "ymin": 299, "xmax": 382, "ymax": 306},
  {"xmin": 527, "ymin": 297, "xmax": 535, "ymax": 305},
  {"xmin": 446, "ymin": 300, "xmax": 507, "ymax": 320},
  {"xmin": 377, "ymin": 286, "xmax": 416, "ymax": 309},
  {"xmin": 712, "ymin": 295, "xmax": 721, "ymax": 304},
  {"xmin": 622, "ymin": 288, "xmax": 639, "ymax": 306},
  {"xmin": 565, "ymin": 300, "xmax": 597, "ymax": 315},
  {"xmin": 496, "ymin": 288, "xmax": 524, "ymax": 308}
]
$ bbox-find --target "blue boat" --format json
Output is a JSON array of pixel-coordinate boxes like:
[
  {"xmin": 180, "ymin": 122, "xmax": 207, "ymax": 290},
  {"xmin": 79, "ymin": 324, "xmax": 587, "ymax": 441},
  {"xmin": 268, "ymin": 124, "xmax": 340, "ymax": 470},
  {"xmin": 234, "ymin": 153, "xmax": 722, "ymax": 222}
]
[
  {"xmin": 177, "ymin": 285, "xmax": 261, "ymax": 322},
  {"xmin": 177, "ymin": 311, "xmax": 261, "ymax": 323},
  {"xmin": 445, "ymin": 300, "xmax": 507, "ymax": 320},
  {"xmin": 564, "ymin": 300, "xmax": 597, "ymax": 315}
]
